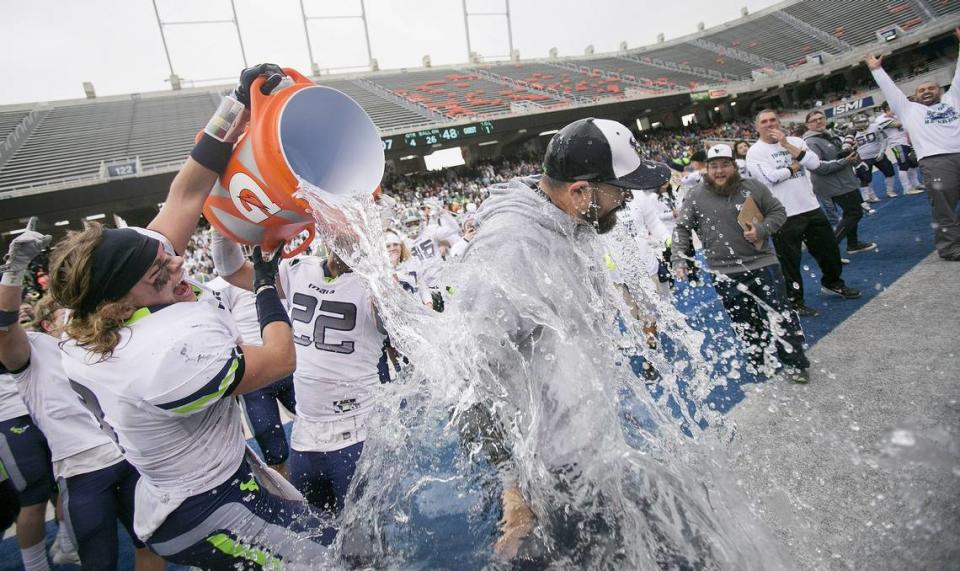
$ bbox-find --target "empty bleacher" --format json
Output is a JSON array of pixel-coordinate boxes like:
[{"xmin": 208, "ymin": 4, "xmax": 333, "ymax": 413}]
[
  {"xmin": 366, "ymin": 69, "xmax": 563, "ymax": 119},
  {"xmin": 0, "ymin": 100, "xmax": 136, "ymax": 189},
  {"xmin": 627, "ymin": 42, "xmax": 756, "ymax": 80},
  {"xmin": 0, "ymin": 110, "xmax": 29, "ymax": 142},
  {"xmin": 314, "ymin": 79, "xmax": 436, "ymax": 131},
  {"xmin": 478, "ymin": 62, "xmax": 626, "ymax": 99},
  {"xmin": 585, "ymin": 57, "xmax": 716, "ymax": 90},
  {"xmin": 784, "ymin": 1, "xmax": 925, "ymax": 46},
  {"xmin": 927, "ymin": 0, "xmax": 960, "ymax": 17},
  {"xmin": 126, "ymin": 93, "xmax": 218, "ymax": 169},
  {"xmin": 705, "ymin": 13, "xmax": 841, "ymax": 67}
]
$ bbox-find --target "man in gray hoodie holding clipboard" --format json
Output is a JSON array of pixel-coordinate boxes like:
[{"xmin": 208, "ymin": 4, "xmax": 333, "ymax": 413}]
[{"xmin": 672, "ymin": 144, "xmax": 810, "ymax": 383}]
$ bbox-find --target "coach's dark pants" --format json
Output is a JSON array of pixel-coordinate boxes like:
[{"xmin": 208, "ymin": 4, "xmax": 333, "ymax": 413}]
[
  {"xmin": 919, "ymin": 153, "xmax": 960, "ymax": 259},
  {"xmin": 832, "ymin": 189, "xmax": 865, "ymax": 250},
  {"xmin": 772, "ymin": 208, "xmax": 844, "ymax": 304},
  {"xmin": 713, "ymin": 264, "xmax": 809, "ymax": 372}
]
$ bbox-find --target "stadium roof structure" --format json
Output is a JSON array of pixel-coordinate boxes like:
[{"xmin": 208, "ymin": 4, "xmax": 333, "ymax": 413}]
[{"xmin": 1, "ymin": 0, "xmax": 958, "ymax": 237}]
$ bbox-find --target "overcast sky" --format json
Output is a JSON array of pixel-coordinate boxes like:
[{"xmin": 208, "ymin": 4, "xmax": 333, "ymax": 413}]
[{"xmin": 0, "ymin": 0, "xmax": 782, "ymax": 106}]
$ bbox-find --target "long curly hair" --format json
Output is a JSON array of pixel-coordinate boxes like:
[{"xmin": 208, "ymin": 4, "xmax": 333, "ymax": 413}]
[{"xmin": 48, "ymin": 223, "xmax": 136, "ymax": 360}]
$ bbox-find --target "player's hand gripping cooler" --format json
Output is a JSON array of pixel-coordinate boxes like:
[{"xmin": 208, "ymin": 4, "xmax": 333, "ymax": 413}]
[{"xmin": 202, "ymin": 67, "xmax": 385, "ymax": 258}]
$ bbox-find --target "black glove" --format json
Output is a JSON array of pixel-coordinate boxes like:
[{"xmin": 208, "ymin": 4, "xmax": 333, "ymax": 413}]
[
  {"xmin": 251, "ymin": 245, "xmax": 282, "ymax": 293},
  {"xmin": 234, "ymin": 64, "xmax": 286, "ymax": 108}
]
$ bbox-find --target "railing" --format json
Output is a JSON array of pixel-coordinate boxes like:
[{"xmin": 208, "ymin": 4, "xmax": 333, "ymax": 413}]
[{"xmin": 0, "ymin": 158, "xmax": 186, "ymax": 199}]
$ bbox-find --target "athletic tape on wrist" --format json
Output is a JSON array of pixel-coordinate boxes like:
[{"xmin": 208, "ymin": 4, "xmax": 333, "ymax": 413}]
[
  {"xmin": 255, "ymin": 286, "xmax": 290, "ymax": 332},
  {"xmin": 212, "ymin": 237, "xmax": 245, "ymax": 277},
  {"xmin": 190, "ymin": 133, "xmax": 234, "ymax": 175},
  {"xmin": 0, "ymin": 271, "xmax": 24, "ymax": 287},
  {"xmin": 0, "ymin": 309, "xmax": 18, "ymax": 330}
]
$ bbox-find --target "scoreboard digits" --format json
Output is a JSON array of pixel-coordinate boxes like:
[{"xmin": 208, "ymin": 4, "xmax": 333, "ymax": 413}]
[{"xmin": 391, "ymin": 121, "xmax": 495, "ymax": 150}]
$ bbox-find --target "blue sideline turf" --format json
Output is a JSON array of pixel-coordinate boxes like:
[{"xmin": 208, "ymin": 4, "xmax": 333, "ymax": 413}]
[{"xmin": 0, "ymin": 176, "xmax": 937, "ymax": 570}]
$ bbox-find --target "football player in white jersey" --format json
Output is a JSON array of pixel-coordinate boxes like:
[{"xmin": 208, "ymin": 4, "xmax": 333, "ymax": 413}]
[
  {"xmin": 47, "ymin": 65, "xmax": 332, "ymax": 568},
  {"xmin": 213, "ymin": 242, "xmax": 388, "ymax": 519},
  {"xmin": 206, "ymin": 276, "xmax": 296, "ymax": 479},
  {"xmin": 852, "ymin": 113, "xmax": 897, "ymax": 199},
  {"xmin": 0, "ymin": 297, "xmax": 56, "ymax": 571},
  {"xmin": 1, "ymin": 220, "xmax": 164, "ymax": 570},
  {"xmin": 875, "ymin": 101, "xmax": 925, "ymax": 195}
]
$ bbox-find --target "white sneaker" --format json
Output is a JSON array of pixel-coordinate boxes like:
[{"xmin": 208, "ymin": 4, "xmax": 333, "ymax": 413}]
[
  {"xmin": 904, "ymin": 186, "xmax": 924, "ymax": 195},
  {"xmin": 841, "ymin": 257, "xmax": 850, "ymax": 265},
  {"xmin": 861, "ymin": 203, "xmax": 877, "ymax": 215},
  {"xmin": 886, "ymin": 190, "xmax": 898, "ymax": 198},
  {"xmin": 866, "ymin": 195, "xmax": 881, "ymax": 203},
  {"xmin": 50, "ymin": 533, "xmax": 81, "ymax": 566}
]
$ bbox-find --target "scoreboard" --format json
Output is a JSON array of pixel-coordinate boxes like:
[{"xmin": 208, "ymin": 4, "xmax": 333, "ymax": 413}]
[{"xmin": 382, "ymin": 120, "xmax": 494, "ymax": 151}]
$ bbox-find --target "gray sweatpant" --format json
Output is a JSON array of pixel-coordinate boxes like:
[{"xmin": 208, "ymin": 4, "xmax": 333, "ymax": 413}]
[{"xmin": 919, "ymin": 153, "xmax": 960, "ymax": 259}]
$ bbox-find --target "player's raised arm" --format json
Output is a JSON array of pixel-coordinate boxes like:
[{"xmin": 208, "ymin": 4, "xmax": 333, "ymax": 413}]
[
  {"xmin": 229, "ymin": 246, "xmax": 296, "ymax": 395},
  {"xmin": 0, "ymin": 218, "xmax": 51, "ymax": 371},
  {"xmin": 148, "ymin": 64, "xmax": 286, "ymax": 255}
]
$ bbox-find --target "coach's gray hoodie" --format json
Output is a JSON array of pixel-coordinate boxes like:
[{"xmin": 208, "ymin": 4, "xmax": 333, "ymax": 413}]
[
  {"xmin": 447, "ymin": 176, "xmax": 760, "ymax": 566},
  {"xmin": 803, "ymin": 129, "xmax": 861, "ymax": 199}
]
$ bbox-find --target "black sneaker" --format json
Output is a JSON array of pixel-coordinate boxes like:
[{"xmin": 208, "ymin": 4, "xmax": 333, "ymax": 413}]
[
  {"xmin": 791, "ymin": 302, "xmax": 819, "ymax": 317},
  {"xmin": 821, "ymin": 283, "xmax": 862, "ymax": 299},
  {"xmin": 847, "ymin": 242, "xmax": 877, "ymax": 254}
]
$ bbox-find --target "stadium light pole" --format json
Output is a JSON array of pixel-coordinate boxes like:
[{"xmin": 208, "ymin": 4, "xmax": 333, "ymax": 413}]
[
  {"xmin": 151, "ymin": 0, "xmax": 248, "ymax": 88},
  {"xmin": 299, "ymin": 0, "xmax": 375, "ymax": 75},
  {"xmin": 462, "ymin": 0, "xmax": 516, "ymax": 62}
]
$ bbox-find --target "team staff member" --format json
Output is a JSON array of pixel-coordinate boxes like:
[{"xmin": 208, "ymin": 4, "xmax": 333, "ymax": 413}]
[
  {"xmin": 48, "ymin": 65, "xmax": 331, "ymax": 567},
  {"xmin": 673, "ymin": 145, "xmax": 809, "ymax": 383},
  {"xmin": 747, "ymin": 109, "xmax": 861, "ymax": 318},
  {"xmin": 803, "ymin": 111, "xmax": 877, "ymax": 255},
  {"xmin": 866, "ymin": 27, "xmax": 960, "ymax": 261},
  {"xmin": 0, "ymin": 220, "xmax": 164, "ymax": 571}
]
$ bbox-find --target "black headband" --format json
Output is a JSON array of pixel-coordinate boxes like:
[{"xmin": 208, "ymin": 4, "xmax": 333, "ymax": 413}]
[{"xmin": 78, "ymin": 229, "xmax": 160, "ymax": 317}]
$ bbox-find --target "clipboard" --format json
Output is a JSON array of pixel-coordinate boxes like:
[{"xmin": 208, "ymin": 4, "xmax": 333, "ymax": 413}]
[{"xmin": 737, "ymin": 195, "xmax": 765, "ymax": 249}]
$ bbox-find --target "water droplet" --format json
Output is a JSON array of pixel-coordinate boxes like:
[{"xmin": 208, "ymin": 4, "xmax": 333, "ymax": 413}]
[{"xmin": 890, "ymin": 430, "xmax": 915, "ymax": 447}]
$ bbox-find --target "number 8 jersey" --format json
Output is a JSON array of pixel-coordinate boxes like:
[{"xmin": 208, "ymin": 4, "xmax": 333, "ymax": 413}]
[{"xmin": 279, "ymin": 257, "xmax": 386, "ymax": 425}]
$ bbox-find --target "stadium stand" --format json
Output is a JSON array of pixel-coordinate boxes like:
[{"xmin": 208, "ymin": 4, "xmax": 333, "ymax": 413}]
[
  {"xmin": 704, "ymin": 13, "xmax": 842, "ymax": 67},
  {"xmin": 314, "ymin": 79, "xmax": 439, "ymax": 131},
  {"xmin": 927, "ymin": 0, "xmax": 960, "ymax": 18},
  {"xmin": 0, "ymin": 110, "xmax": 29, "ymax": 142},
  {"xmin": 585, "ymin": 56, "xmax": 714, "ymax": 90},
  {"xmin": 365, "ymin": 68, "xmax": 564, "ymax": 119},
  {"xmin": 625, "ymin": 42, "xmax": 757, "ymax": 81},
  {"xmin": 1, "ymin": 0, "xmax": 958, "ymax": 197},
  {"xmin": 478, "ymin": 62, "xmax": 627, "ymax": 101},
  {"xmin": 783, "ymin": 1, "xmax": 924, "ymax": 46}
]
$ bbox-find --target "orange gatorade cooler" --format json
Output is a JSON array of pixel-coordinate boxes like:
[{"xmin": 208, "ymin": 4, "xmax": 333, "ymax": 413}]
[{"xmin": 203, "ymin": 68, "xmax": 385, "ymax": 257}]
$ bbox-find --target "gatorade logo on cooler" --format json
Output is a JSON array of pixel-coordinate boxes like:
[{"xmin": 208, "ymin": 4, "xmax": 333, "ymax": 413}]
[{"xmin": 228, "ymin": 173, "xmax": 281, "ymax": 223}]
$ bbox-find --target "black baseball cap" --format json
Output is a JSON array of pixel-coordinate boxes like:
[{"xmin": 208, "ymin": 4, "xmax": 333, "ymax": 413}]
[{"xmin": 543, "ymin": 118, "xmax": 672, "ymax": 190}]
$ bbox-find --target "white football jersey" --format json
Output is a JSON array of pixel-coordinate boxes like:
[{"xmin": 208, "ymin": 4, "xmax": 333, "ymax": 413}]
[
  {"xmin": 854, "ymin": 122, "xmax": 888, "ymax": 160},
  {"xmin": 874, "ymin": 114, "xmax": 909, "ymax": 147},
  {"xmin": 60, "ymin": 295, "xmax": 246, "ymax": 539},
  {"xmin": 14, "ymin": 332, "xmax": 117, "ymax": 463},
  {"xmin": 0, "ymin": 371, "xmax": 29, "ymax": 422},
  {"xmin": 206, "ymin": 276, "xmax": 261, "ymax": 345},
  {"xmin": 279, "ymin": 257, "xmax": 386, "ymax": 427}
]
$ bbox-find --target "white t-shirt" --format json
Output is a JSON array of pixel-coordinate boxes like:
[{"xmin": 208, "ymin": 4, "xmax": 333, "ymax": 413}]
[
  {"xmin": 871, "ymin": 66, "xmax": 960, "ymax": 160},
  {"xmin": 206, "ymin": 276, "xmax": 261, "ymax": 345},
  {"xmin": 0, "ymin": 372, "xmax": 29, "ymax": 422},
  {"xmin": 13, "ymin": 332, "xmax": 121, "ymax": 474},
  {"xmin": 60, "ymin": 295, "xmax": 246, "ymax": 540},
  {"xmin": 874, "ymin": 114, "xmax": 909, "ymax": 147},
  {"xmin": 746, "ymin": 137, "xmax": 822, "ymax": 217},
  {"xmin": 278, "ymin": 257, "xmax": 386, "ymax": 451}
]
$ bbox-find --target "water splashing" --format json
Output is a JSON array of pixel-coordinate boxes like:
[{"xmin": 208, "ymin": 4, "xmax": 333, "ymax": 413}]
[{"xmin": 294, "ymin": 179, "xmax": 790, "ymax": 569}]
